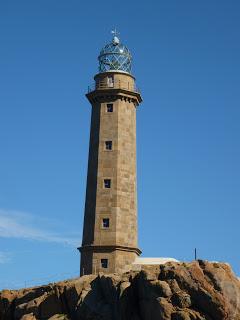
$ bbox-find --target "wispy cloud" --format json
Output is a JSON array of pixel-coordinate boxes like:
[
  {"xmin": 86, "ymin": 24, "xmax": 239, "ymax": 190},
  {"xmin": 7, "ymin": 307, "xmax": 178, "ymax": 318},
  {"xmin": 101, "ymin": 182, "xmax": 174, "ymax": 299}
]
[
  {"xmin": 0, "ymin": 252, "xmax": 11, "ymax": 264},
  {"xmin": 0, "ymin": 209, "xmax": 80, "ymax": 247}
]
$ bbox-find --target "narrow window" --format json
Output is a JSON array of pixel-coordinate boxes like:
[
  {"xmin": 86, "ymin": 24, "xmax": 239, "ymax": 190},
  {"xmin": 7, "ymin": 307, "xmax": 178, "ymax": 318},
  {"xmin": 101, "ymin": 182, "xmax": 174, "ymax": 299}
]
[
  {"xmin": 106, "ymin": 104, "xmax": 113, "ymax": 112},
  {"xmin": 107, "ymin": 75, "xmax": 114, "ymax": 87},
  {"xmin": 104, "ymin": 179, "xmax": 111, "ymax": 189},
  {"xmin": 101, "ymin": 259, "xmax": 108, "ymax": 269},
  {"xmin": 102, "ymin": 218, "xmax": 110, "ymax": 228},
  {"xmin": 105, "ymin": 141, "xmax": 112, "ymax": 150}
]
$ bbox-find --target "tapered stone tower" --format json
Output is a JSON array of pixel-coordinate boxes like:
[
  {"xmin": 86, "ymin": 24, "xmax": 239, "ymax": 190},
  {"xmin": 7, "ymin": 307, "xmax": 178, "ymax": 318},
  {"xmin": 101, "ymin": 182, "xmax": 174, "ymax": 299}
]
[{"xmin": 78, "ymin": 32, "xmax": 142, "ymax": 275}]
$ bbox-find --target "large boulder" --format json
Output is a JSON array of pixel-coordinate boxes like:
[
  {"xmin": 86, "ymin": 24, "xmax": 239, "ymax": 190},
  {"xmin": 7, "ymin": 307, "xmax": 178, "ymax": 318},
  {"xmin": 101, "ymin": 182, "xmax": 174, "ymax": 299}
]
[{"xmin": 0, "ymin": 261, "xmax": 239, "ymax": 320}]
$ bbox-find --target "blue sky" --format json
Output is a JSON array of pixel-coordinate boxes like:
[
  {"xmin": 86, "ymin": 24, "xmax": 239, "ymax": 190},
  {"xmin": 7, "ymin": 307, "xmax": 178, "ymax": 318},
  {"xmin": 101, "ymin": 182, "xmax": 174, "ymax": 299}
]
[{"xmin": 0, "ymin": 0, "xmax": 240, "ymax": 289}]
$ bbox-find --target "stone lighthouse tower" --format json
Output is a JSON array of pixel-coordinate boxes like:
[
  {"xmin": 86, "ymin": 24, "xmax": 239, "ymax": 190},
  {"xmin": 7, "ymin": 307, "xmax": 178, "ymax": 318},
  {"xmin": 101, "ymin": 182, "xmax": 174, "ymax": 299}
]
[{"xmin": 79, "ymin": 32, "xmax": 142, "ymax": 275}]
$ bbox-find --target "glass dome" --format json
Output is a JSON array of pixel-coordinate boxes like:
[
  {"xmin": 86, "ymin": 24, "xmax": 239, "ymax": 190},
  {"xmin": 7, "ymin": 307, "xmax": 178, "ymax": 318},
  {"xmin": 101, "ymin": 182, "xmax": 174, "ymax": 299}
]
[{"xmin": 98, "ymin": 34, "xmax": 132, "ymax": 74}]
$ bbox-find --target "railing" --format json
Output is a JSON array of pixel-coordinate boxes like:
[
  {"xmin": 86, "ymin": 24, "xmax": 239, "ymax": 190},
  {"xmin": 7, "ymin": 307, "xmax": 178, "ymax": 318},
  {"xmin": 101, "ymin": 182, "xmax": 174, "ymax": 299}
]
[{"xmin": 87, "ymin": 80, "xmax": 140, "ymax": 94}]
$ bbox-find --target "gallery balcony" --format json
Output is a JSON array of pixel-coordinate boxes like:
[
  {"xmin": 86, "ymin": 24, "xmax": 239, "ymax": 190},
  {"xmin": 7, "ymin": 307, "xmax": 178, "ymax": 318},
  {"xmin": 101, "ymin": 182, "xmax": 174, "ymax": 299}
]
[{"xmin": 87, "ymin": 80, "xmax": 140, "ymax": 95}]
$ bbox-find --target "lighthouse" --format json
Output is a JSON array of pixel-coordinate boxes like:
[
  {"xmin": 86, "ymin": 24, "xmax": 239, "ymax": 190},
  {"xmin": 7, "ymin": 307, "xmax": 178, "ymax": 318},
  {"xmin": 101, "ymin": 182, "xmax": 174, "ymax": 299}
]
[{"xmin": 78, "ymin": 32, "xmax": 142, "ymax": 275}]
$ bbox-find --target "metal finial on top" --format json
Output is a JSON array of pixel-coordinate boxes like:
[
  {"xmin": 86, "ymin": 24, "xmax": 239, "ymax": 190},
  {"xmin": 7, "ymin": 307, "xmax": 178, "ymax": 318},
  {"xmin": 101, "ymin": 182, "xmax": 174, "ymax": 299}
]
[
  {"xmin": 111, "ymin": 28, "xmax": 120, "ymax": 38},
  {"xmin": 111, "ymin": 28, "xmax": 120, "ymax": 45}
]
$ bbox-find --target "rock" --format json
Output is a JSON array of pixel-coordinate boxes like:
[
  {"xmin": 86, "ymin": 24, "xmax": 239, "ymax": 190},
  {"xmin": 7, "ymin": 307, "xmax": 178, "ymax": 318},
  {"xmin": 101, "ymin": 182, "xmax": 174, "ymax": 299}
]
[
  {"xmin": 39, "ymin": 292, "xmax": 63, "ymax": 319},
  {"xmin": 14, "ymin": 302, "xmax": 29, "ymax": 319},
  {"xmin": 157, "ymin": 297, "xmax": 174, "ymax": 319},
  {"xmin": 0, "ymin": 261, "xmax": 239, "ymax": 320},
  {"xmin": 0, "ymin": 290, "xmax": 18, "ymax": 320},
  {"xmin": 48, "ymin": 314, "xmax": 69, "ymax": 320},
  {"xmin": 151, "ymin": 280, "xmax": 172, "ymax": 297},
  {"xmin": 119, "ymin": 281, "xmax": 131, "ymax": 296},
  {"xmin": 172, "ymin": 311, "xmax": 191, "ymax": 320},
  {"xmin": 14, "ymin": 293, "xmax": 46, "ymax": 319},
  {"xmin": 20, "ymin": 313, "xmax": 37, "ymax": 320},
  {"xmin": 168, "ymin": 279, "xmax": 181, "ymax": 293},
  {"xmin": 171, "ymin": 291, "xmax": 191, "ymax": 308},
  {"xmin": 138, "ymin": 297, "xmax": 173, "ymax": 320}
]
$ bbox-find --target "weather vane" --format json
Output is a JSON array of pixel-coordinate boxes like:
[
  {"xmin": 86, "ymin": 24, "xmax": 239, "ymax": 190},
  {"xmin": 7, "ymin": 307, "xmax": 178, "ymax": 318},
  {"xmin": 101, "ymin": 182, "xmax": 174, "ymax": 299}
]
[
  {"xmin": 111, "ymin": 28, "xmax": 120, "ymax": 38},
  {"xmin": 111, "ymin": 28, "xmax": 120, "ymax": 45}
]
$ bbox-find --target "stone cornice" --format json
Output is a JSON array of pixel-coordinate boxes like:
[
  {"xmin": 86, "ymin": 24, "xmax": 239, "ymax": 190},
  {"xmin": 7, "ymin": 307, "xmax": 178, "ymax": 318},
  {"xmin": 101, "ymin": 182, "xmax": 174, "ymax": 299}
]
[
  {"xmin": 86, "ymin": 88, "xmax": 142, "ymax": 106},
  {"xmin": 78, "ymin": 245, "xmax": 142, "ymax": 256}
]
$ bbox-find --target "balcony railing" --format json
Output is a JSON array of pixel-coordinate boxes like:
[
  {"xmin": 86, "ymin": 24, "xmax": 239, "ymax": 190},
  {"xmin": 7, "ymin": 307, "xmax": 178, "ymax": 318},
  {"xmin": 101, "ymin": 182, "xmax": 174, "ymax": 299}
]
[{"xmin": 87, "ymin": 80, "xmax": 140, "ymax": 94}]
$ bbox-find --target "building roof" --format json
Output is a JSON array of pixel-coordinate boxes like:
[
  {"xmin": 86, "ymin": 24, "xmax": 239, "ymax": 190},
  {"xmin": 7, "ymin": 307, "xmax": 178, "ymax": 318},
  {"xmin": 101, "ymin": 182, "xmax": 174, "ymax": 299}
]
[{"xmin": 133, "ymin": 257, "xmax": 179, "ymax": 265}]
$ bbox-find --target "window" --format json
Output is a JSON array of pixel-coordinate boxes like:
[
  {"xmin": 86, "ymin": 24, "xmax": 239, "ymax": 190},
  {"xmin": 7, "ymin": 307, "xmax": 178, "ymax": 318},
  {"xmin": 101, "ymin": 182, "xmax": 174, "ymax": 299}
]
[
  {"xmin": 106, "ymin": 104, "xmax": 113, "ymax": 112},
  {"xmin": 104, "ymin": 179, "xmax": 111, "ymax": 189},
  {"xmin": 107, "ymin": 75, "xmax": 114, "ymax": 87},
  {"xmin": 102, "ymin": 218, "xmax": 110, "ymax": 228},
  {"xmin": 105, "ymin": 141, "xmax": 112, "ymax": 150},
  {"xmin": 101, "ymin": 259, "xmax": 108, "ymax": 269}
]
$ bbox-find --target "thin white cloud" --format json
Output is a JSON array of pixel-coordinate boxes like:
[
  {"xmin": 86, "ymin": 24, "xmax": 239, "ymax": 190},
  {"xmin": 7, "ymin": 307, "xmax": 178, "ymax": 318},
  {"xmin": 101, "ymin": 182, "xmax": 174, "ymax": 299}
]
[
  {"xmin": 0, "ymin": 252, "xmax": 11, "ymax": 264},
  {"xmin": 0, "ymin": 209, "xmax": 80, "ymax": 247}
]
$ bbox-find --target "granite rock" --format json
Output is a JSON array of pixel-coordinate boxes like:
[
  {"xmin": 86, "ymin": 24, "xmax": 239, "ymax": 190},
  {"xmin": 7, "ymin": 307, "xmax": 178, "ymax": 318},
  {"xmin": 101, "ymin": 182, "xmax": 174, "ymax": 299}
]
[{"xmin": 0, "ymin": 261, "xmax": 240, "ymax": 320}]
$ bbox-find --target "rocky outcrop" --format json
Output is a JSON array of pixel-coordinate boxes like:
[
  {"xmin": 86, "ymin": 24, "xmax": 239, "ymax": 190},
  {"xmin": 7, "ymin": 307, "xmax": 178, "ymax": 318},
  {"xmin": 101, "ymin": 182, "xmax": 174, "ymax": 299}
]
[{"xmin": 0, "ymin": 261, "xmax": 240, "ymax": 320}]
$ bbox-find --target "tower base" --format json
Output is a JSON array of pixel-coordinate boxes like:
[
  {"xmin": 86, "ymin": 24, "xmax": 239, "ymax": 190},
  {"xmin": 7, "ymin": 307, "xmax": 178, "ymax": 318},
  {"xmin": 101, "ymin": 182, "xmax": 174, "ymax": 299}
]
[{"xmin": 78, "ymin": 245, "xmax": 141, "ymax": 276}]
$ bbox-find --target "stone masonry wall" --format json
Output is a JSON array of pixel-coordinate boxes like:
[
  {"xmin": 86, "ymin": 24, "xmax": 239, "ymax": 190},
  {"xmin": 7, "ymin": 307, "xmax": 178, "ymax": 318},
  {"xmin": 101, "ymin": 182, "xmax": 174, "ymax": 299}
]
[{"xmin": 80, "ymin": 72, "xmax": 141, "ymax": 275}]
